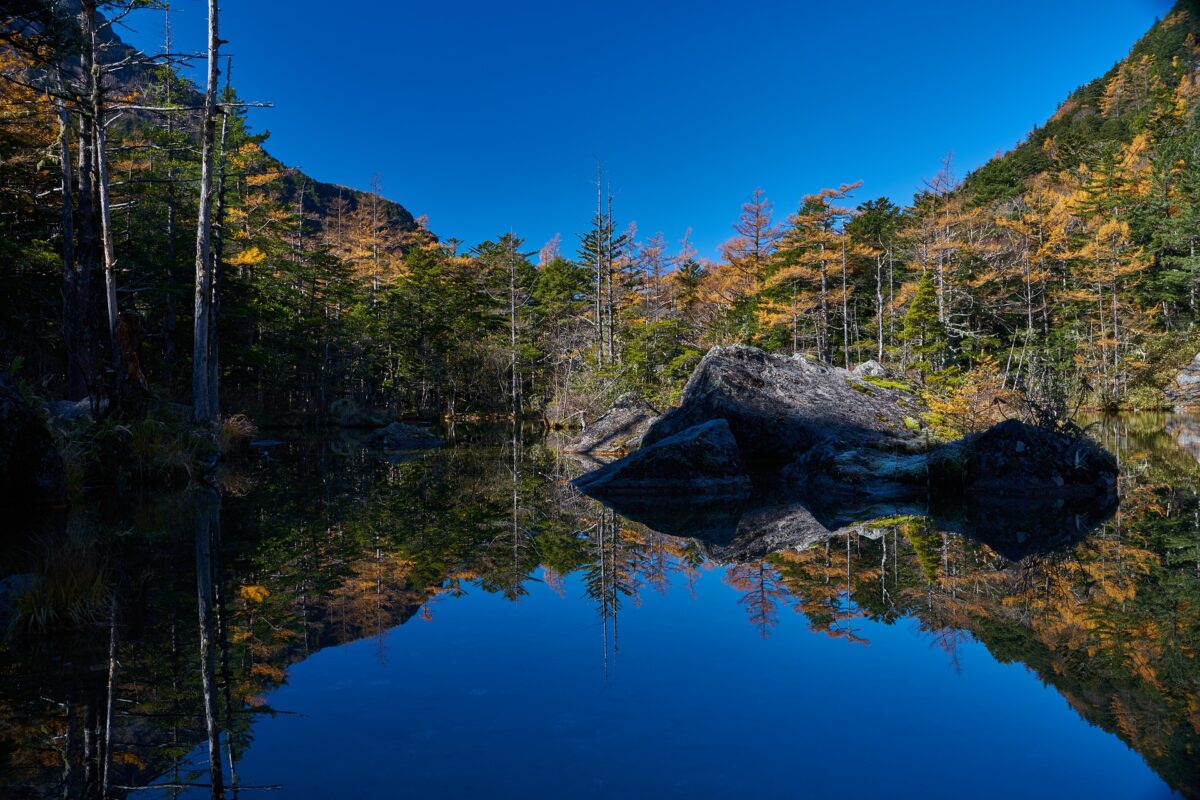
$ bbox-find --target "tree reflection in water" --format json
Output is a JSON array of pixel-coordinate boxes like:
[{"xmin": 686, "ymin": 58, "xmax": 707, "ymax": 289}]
[{"xmin": 0, "ymin": 415, "xmax": 1197, "ymax": 797}]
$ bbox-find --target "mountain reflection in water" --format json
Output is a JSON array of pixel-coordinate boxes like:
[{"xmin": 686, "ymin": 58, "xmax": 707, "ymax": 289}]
[{"xmin": 0, "ymin": 415, "xmax": 1195, "ymax": 799}]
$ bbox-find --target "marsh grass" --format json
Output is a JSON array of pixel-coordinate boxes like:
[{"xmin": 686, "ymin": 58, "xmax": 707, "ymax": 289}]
[
  {"xmin": 8, "ymin": 527, "xmax": 110, "ymax": 635},
  {"xmin": 219, "ymin": 412, "xmax": 259, "ymax": 452}
]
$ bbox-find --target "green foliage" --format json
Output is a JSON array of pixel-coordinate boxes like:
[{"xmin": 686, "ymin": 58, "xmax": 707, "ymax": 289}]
[
  {"xmin": 617, "ymin": 319, "xmax": 702, "ymax": 407},
  {"xmin": 900, "ymin": 272, "xmax": 946, "ymax": 378}
]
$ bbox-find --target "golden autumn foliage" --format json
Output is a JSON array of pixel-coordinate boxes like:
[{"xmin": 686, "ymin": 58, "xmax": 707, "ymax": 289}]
[{"xmin": 239, "ymin": 584, "xmax": 270, "ymax": 603}]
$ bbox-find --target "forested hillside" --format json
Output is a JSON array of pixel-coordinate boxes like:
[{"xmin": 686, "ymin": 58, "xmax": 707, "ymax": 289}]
[{"xmin": 3, "ymin": 0, "xmax": 1200, "ymax": 435}]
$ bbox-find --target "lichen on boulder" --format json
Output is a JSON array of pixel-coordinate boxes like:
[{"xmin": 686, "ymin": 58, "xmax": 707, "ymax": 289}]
[
  {"xmin": 1166, "ymin": 352, "xmax": 1200, "ymax": 411},
  {"xmin": 640, "ymin": 345, "xmax": 926, "ymax": 465},
  {"xmin": 566, "ymin": 392, "xmax": 658, "ymax": 455}
]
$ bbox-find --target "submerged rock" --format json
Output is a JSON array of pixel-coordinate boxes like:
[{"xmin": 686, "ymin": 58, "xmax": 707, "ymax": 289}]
[
  {"xmin": 1166, "ymin": 353, "xmax": 1200, "ymax": 410},
  {"xmin": 0, "ymin": 373, "xmax": 65, "ymax": 509},
  {"xmin": 928, "ymin": 419, "xmax": 1118, "ymax": 499},
  {"xmin": 369, "ymin": 422, "xmax": 444, "ymax": 450},
  {"xmin": 572, "ymin": 418, "xmax": 752, "ymax": 497},
  {"xmin": 566, "ymin": 392, "xmax": 658, "ymax": 455},
  {"xmin": 641, "ymin": 345, "xmax": 926, "ymax": 465}
]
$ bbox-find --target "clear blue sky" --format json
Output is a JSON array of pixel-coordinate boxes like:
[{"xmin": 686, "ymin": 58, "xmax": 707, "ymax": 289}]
[{"xmin": 122, "ymin": 0, "xmax": 1174, "ymax": 258}]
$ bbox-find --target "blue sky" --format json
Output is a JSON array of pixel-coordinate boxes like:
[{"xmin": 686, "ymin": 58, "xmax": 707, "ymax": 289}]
[{"xmin": 121, "ymin": 0, "xmax": 1173, "ymax": 258}]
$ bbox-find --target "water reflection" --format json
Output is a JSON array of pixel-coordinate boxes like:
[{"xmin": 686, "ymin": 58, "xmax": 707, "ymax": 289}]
[{"xmin": 0, "ymin": 417, "xmax": 1197, "ymax": 797}]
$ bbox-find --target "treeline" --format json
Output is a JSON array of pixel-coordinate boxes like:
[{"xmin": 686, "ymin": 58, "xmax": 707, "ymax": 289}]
[{"xmin": 3, "ymin": 2, "xmax": 1200, "ymax": 430}]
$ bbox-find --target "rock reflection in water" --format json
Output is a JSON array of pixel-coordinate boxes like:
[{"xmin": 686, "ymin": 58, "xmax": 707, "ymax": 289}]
[
  {"xmin": 0, "ymin": 418, "xmax": 1197, "ymax": 798},
  {"xmin": 581, "ymin": 483, "xmax": 1118, "ymax": 565}
]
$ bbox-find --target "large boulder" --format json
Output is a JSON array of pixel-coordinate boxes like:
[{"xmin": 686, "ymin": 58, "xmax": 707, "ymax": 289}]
[
  {"xmin": 572, "ymin": 419, "xmax": 752, "ymax": 497},
  {"xmin": 566, "ymin": 392, "xmax": 658, "ymax": 455},
  {"xmin": 0, "ymin": 373, "xmax": 65, "ymax": 509},
  {"xmin": 573, "ymin": 346, "xmax": 1120, "ymax": 560},
  {"xmin": 1166, "ymin": 353, "xmax": 1200, "ymax": 410},
  {"xmin": 641, "ymin": 345, "xmax": 926, "ymax": 465},
  {"xmin": 928, "ymin": 419, "xmax": 1118, "ymax": 499}
]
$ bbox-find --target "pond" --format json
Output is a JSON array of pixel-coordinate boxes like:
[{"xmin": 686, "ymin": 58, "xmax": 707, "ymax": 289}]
[{"xmin": 1, "ymin": 416, "xmax": 1197, "ymax": 799}]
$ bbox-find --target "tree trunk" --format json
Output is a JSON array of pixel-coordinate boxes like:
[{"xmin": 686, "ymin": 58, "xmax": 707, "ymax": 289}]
[
  {"xmin": 56, "ymin": 91, "xmax": 83, "ymax": 398},
  {"xmin": 876, "ymin": 254, "xmax": 884, "ymax": 360},
  {"xmin": 192, "ymin": 0, "xmax": 221, "ymax": 425},
  {"xmin": 195, "ymin": 486, "xmax": 226, "ymax": 799},
  {"xmin": 164, "ymin": 10, "xmax": 177, "ymax": 361},
  {"xmin": 841, "ymin": 239, "xmax": 850, "ymax": 368},
  {"xmin": 209, "ymin": 77, "xmax": 231, "ymax": 419},
  {"xmin": 82, "ymin": 2, "xmax": 119, "ymax": 353}
]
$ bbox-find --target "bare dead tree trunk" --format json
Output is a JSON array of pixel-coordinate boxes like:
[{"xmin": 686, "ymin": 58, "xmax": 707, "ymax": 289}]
[
  {"xmin": 876, "ymin": 254, "xmax": 884, "ymax": 360},
  {"xmin": 208, "ymin": 58, "xmax": 232, "ymax": 420},
  {"xmin": 163, "ymin": 7, "xmax": 177, "ymax": 360},
  {"xmin": 510, "ymin": 244, "xmax": 520, "ymax": 419},
  {"xmin": 606, "ymin": 192, "xmax": 615, "ymax": 364},
  {"xmin": 55, "ymin": 87, "xmax": 83, "ymax": 397},
  {"xmin": 841, "ymin": 239, "xmax": 850, "ymax": 368},
  {"xmin": 195, "ymin": 486, "xmax": 226, "ymax": 799},
  {"xmin": 192, "ymin": 0, "xmax": 221, "ymax": 424},
  {"xmin": 819, "ymin": 244, "xmax": 829, "ymax": 363},
  {"xmin": 594, "ymin": 167, "xmax": 603, "ymax": 366},
  {"xmin": 100, "ymin": 597, "xmax": 117, "ymax": 798},
  {"xmin": 81, "ymin": 1, "xmax": 119, "ymax": 353}
]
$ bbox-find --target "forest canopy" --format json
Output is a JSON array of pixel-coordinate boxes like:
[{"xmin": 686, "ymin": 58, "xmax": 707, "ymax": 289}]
[{"xmin": 3, "ymin": 1, "xmax": 1200, "ymax": 432}]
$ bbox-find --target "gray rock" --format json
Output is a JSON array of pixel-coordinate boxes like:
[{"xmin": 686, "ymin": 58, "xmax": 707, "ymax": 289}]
[
  {"xmin": 641, "ymin": 345, "xmax": 926, "ymax": 465},
  {"xmin": 575, "ymin": 346, "xmax": 1118, "ymax": 535},
  {"xmin": 851, "ymin": 359, "xmax": 889, "ymax": 378},
  {"xmin": 928, "ymin": 418, "xmax": 1118, "ymax": 499},
  {"xmin": 572, "ymin": 419, "xmax": 752, "ymax": 497},
  {"xmin": 369, "ymin": 422, "xmax": 444, "ymax": 450},
  {"xmin": 46, "ymin": 398, "xmax": 103, "ymax": 422},
  {"xmin": 1166, "ymin": 353, "xmax": 1200, "ymax": 410},
  {"xmin": 566, "ymin": 392, "xmax": 658, "ymax": 455}
]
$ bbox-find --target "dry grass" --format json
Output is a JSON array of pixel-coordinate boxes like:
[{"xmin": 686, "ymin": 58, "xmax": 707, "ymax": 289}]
[{"xmin": 219, "ymin": 413, "xmax": 258, "ymax": 452}]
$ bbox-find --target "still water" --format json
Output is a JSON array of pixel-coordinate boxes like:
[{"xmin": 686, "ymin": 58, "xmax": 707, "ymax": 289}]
[{"xmin": 2, "ymin": 416, "xmax": 1198, "ymax": 798}]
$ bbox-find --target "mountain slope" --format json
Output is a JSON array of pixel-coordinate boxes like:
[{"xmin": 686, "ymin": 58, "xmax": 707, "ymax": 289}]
[{"xmin": 964, "ymin": 0, "xmax": 1200, "ymax": 203}]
